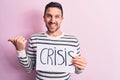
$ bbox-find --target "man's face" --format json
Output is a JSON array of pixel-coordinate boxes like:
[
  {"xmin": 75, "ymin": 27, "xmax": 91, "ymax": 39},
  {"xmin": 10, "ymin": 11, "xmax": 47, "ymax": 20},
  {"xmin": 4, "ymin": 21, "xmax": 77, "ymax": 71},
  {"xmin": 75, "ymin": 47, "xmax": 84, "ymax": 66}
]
[{"xmin": 44, "ymin": 7, "xmax": 63, "ymax": 33}]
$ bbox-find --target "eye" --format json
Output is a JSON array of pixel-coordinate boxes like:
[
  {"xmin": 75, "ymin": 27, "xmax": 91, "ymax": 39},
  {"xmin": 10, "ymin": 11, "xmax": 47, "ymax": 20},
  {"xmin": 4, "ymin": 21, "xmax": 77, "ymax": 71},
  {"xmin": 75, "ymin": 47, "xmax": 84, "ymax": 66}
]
[
  {"xmin": 46, "ymin": 14, "xmax": 52, "ymax": 18},
  {"xmin": 55, "ymin": 15, "xmax": 60, "ymax": 18}
]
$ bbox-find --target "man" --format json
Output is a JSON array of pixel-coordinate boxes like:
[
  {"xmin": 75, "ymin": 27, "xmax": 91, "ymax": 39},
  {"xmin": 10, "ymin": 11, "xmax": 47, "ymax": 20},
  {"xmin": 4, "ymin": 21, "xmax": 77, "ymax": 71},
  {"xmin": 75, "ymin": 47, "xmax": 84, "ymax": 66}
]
[{"xmin": 8, "ymin": 2, "xmax": 87, "ymax": 80}]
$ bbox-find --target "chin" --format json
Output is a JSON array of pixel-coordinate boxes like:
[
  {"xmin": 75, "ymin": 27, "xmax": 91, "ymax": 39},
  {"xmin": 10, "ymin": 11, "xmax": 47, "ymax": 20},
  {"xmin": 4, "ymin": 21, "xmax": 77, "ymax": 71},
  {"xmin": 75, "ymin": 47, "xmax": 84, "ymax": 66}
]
[{"xmin": 48, "ymin": 31, "xmax": 56, "ymax": 33}]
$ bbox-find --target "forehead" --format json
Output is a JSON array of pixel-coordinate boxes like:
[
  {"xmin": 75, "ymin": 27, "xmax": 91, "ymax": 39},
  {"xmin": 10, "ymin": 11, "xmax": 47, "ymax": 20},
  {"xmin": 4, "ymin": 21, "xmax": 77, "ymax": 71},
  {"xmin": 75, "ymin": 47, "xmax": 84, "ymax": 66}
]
[{"xmin": 45, "ymin": 7, "xmax": 62, "ymax": 15}]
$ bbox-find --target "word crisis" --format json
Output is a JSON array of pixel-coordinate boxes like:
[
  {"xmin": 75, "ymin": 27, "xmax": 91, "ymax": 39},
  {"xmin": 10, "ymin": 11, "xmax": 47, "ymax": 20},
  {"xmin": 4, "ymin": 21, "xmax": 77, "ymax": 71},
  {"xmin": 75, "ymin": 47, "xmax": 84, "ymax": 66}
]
[{"xmin": 39, "ymin": 47, "xmax": 75, "ymax": 66}]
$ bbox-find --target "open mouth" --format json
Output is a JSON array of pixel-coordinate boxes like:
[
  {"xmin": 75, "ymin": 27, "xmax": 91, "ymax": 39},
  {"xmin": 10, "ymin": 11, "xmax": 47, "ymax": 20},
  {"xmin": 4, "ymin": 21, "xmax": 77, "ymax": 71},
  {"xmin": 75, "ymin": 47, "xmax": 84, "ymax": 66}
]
[{"xmin": 49, "ymin": 23, "xmax": 56, "ymax": 27}]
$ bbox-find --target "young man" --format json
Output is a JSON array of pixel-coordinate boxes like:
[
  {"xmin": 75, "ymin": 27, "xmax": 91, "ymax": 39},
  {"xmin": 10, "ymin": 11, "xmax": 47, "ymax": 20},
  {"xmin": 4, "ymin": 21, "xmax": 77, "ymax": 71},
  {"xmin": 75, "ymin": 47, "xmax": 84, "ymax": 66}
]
[{"xmin": 8, "ymin": 2, "xmax": 87, "ymax": 80}]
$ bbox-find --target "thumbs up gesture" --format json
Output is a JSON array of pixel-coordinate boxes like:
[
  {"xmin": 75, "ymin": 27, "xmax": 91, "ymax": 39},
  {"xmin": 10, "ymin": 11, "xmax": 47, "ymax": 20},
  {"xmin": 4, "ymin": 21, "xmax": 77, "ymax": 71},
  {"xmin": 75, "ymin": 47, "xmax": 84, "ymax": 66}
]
[{"xmin": 8, "ymin": 35, "xmax": 27, "ymax": 51}]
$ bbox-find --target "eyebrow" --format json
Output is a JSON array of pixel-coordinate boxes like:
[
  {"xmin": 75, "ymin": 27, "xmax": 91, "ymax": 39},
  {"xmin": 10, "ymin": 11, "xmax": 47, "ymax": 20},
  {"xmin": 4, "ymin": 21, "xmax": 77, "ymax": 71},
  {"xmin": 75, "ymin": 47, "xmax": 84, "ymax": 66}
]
[{"xmin": 45, "ymin": 13, "xmax": 61, "ymax": 16}]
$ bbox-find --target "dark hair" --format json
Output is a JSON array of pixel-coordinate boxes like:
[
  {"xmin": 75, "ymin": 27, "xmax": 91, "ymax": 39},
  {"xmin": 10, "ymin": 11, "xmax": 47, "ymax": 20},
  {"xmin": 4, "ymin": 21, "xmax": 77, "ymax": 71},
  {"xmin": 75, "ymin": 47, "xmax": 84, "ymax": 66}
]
[{"xmin": 44, "ymin": 2, "xmax": 63, "ymax": 17}]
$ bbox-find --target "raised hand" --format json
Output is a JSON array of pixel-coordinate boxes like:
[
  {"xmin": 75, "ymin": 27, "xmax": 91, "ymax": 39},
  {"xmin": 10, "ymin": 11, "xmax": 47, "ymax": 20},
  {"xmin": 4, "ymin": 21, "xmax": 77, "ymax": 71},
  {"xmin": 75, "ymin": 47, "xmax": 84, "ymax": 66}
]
[{"xmin": 8, "ymin": 35, "xmax": 27, "ymax": 51}]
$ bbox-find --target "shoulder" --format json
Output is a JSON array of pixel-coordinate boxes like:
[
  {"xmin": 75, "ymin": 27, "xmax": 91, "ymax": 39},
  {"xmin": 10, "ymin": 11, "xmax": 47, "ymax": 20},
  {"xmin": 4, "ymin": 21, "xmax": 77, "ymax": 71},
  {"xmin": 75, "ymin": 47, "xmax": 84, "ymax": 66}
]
[
  {"xmin": 30, "ymin": 32, "xmax": 47, "ymax": 39},
  {"xmin": 63, "ymin": 33, "xmax": 79, "ymax": 40},
  {"xmin": 62, "ymin": 33, "xmax": 80, "ymax": 46}
]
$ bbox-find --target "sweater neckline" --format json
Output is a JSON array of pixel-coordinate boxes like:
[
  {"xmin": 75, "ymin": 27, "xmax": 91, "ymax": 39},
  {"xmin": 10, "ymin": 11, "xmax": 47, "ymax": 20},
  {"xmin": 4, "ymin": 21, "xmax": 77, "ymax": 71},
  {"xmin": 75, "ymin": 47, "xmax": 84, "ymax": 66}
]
[{"xmin": 44, "ymin": 32, "xmax": 64, "ymax": 39}]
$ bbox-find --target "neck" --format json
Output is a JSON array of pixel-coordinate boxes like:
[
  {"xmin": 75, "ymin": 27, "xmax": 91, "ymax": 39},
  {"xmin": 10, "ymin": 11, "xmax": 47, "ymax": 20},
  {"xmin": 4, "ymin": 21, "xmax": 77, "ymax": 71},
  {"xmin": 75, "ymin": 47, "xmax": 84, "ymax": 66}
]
[{"xmin": 46, "ymin": 30, "xmax": 62, "ymax": 37}]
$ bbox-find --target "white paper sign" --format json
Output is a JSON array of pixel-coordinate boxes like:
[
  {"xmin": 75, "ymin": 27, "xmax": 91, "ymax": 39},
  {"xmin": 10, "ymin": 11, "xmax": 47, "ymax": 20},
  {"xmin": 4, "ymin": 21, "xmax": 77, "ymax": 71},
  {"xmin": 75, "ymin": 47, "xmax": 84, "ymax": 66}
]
[{"xmin": 36, "ymin": 44, "xmax": 77, "ymax": 73}]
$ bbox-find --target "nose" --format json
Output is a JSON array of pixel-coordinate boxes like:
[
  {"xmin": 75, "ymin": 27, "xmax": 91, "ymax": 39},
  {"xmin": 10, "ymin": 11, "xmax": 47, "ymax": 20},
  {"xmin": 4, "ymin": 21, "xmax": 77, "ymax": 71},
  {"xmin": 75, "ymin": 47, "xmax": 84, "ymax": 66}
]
[{"xmin": 51, "ymin": 17, "xmax": 55, "ymax": 23}]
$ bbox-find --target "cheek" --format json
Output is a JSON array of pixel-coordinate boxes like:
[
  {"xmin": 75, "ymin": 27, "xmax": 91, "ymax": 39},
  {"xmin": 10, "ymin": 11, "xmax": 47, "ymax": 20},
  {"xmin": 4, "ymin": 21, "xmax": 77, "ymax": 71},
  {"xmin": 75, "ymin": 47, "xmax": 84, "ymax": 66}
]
[
  {"xmin": 58, "ymin": 21, "xmax": 62, "ymax": 25},
  {"xmin": 44, "ymin": 17, "xmax": 49, "ymax": 22},
  {"xmin": 44, "ymin": 19, "xmax": 49, "ymax": 24},
  {"xmin": 58, "ymin": 19, "xmax": 63, "ymax": 24}
]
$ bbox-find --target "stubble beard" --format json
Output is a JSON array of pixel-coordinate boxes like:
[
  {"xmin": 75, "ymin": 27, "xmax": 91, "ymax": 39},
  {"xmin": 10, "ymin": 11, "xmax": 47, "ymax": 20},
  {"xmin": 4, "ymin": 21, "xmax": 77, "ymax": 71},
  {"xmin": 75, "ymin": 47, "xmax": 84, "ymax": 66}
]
[{"xmin": 46, "ymin": 24, "xmax": 60, "ymax": 33}]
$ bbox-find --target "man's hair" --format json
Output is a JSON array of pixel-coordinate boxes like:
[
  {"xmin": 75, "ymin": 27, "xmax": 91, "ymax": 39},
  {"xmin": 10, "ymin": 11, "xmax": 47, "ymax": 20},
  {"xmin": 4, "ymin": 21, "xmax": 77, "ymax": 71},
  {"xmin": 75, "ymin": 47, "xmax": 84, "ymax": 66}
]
[{"xmin": 44, "ymin": 2, "xmax": 63, "ymax": 17}]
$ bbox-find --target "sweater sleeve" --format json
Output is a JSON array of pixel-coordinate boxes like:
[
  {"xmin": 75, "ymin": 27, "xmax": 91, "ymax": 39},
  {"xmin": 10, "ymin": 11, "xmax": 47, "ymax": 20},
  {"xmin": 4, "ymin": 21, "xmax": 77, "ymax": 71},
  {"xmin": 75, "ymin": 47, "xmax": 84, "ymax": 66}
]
[
  {"xmin": 17, "ymin": 50, "xmax": 35, "ymax": 72},
  {"xmin": 74, "ymin": 38, "xmax": 83, "ymax": 74},
  {"xmin": 75, "ymin": 67, "xmax": 83, "ymax": 74}
]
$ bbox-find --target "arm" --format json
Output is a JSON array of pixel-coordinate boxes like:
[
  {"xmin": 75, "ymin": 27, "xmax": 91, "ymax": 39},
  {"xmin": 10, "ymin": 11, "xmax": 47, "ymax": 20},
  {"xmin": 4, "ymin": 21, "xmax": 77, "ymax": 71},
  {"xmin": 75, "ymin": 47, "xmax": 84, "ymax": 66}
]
[
  {"xmin": 17, "ymin": 50, "xmax": 35, "ymax": 72},
  {"xmin": 8, "ymin": 35, "xmax": 35, "ymax": 72},
  {"xmin": 71, "ymin": 39, "xmax": 87, "ymax": 74}
]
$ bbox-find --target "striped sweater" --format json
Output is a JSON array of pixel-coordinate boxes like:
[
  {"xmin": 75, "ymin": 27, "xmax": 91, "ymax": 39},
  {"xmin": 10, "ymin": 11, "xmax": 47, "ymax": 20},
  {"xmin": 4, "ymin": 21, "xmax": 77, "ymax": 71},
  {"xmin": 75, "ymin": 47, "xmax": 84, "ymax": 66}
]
[{"xmin": 17, "ymin": 32, "xmax": 82, "ymax": 80}]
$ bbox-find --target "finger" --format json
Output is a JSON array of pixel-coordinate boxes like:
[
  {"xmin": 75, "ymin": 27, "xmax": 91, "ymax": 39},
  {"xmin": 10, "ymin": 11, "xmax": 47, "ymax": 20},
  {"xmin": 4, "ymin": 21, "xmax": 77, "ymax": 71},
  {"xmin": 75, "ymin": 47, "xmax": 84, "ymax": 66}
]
[
  {"xmin": 23, "ymin": 40, "xmax": 27, "ymax": 44},
  {"xmin": 19, "ymin": 36, "xmax": 25, "ymax": 40},
  {"xmin": 14, "ymin": 36, "xmax": 20, "ymax": 42},
  {"xmin": 72, "ymin": 61, "xmax": 86, "ymax": 67},
  {"xmin": 72, "ymin": 59, "xmax": 86, "ymax": 65},
  {"xmin": 19, "ymin": 36, "xmax": 27, "ymax": 44},
  {"xmin": 72, "ymin": 60, "xmax": 86, "ymax": 70},
  {"xmin": 74, "ymin": 56, "xmax": 85, "ymax": 59},
  {"xmin": 72, "ymin": 56, "xmax": 87, "ymax": 64},
  {"xmin": 8, "ymin": 39, "xmax": 13, "ymax": 42},
  {"xmin": 8, "ymin": 38, "xmax": 16, "ymax": 45},
  {"xmin": 16, "ymin": 36, "xmax": 24, "ymax": 42},
  {"xmin": 74, "ymin": 64, "xmax": 85, "ymax": 70},
  {"xmin": 15, "ymin": 35, "xmax": 25, "ymax": 44},
  {"xmin": 14, "ymin": 35, "xmax": 23, "ymax": 40}
]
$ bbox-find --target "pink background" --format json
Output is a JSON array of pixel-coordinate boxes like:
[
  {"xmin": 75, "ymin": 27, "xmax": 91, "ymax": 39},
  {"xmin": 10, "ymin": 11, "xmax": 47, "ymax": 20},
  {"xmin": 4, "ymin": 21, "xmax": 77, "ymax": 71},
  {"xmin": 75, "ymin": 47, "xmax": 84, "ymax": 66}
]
[{"xmin": 0, "ymin": 0, "xmax": 120, "ymax": 80}]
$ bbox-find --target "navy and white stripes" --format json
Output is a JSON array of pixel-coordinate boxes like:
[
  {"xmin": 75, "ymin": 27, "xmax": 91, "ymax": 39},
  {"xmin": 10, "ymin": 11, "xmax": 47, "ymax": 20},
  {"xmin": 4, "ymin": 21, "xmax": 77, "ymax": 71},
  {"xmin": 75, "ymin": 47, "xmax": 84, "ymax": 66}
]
[{"xmin": 17, "ymin": 32, "xmax": 81, "ymax": 80}]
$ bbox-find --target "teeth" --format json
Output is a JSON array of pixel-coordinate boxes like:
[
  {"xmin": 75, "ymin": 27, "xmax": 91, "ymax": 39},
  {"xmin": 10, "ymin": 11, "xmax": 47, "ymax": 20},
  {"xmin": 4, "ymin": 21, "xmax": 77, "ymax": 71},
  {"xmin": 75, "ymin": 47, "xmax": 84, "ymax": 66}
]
[{"xmin": 50, "ymin": 24, "xmax": 55, "ymax": 26}]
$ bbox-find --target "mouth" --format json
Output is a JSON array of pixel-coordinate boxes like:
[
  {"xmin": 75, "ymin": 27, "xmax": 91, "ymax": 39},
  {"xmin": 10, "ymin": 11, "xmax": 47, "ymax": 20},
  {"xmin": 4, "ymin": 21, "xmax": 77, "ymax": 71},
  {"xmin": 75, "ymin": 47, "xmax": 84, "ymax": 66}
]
[{"xmin": 48, "ymin": 22, "xmax": 56, "ymax": 28}]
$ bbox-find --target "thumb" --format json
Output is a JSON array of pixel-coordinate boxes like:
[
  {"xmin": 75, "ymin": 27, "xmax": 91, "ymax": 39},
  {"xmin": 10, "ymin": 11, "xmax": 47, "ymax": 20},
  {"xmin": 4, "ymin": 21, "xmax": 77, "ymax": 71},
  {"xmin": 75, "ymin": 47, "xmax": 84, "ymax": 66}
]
[
  {"xmin": 8, "ymin": 39, "xmax": 15, "ymax": 45},
  {"xmin": 8, "ymin": 39, "xmax": 13, "ymax": 42}
]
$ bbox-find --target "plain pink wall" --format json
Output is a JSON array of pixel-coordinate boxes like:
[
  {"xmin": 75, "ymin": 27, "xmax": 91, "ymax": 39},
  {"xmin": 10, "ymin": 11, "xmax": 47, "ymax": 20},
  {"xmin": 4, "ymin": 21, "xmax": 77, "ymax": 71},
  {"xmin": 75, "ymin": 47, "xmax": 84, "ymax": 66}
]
[{"xmin": 0, "ymin": 0, "xmax": 120, "ymax": 80}]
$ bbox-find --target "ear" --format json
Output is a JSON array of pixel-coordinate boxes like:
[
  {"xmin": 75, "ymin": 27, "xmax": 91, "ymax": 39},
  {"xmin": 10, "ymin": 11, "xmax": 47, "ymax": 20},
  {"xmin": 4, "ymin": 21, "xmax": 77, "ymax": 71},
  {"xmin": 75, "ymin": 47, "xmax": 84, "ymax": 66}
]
[
  {"xmin": 43, "ymin": 15, "xmax": 45, "ymax": 18},
  {"xmin": 43, "ymin": 16, "xmax": 45, "ymax": 21},
  {"xmin": 61, "ymin": 17, "xmax": 64, "ymax": 21},
  {"xmin": 43, "ymin": 16, "xmax": 45, "ymax": 19}
]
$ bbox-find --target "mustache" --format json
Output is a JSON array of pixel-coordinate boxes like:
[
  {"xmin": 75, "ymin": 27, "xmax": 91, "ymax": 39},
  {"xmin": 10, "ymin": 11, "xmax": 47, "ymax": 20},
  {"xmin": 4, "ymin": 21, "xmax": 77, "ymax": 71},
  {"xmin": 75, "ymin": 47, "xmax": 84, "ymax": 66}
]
[{"xmin": 49, "ymin": 22, "xmax": 56, "ymax": 24}]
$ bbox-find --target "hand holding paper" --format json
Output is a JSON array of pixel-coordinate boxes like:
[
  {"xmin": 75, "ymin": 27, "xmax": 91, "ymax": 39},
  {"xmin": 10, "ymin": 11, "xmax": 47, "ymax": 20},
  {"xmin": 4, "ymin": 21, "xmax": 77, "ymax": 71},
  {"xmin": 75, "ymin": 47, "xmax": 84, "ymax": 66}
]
[{"xmin": 72, "ymin": 56, "xmax": 87, "ymax": 70}]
